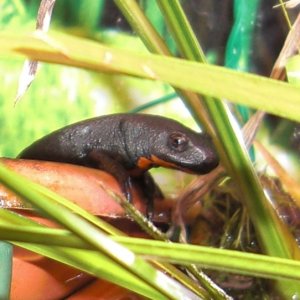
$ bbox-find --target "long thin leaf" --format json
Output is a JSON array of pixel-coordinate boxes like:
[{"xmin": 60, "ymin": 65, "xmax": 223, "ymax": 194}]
[
  {"xmin": 0, "ymin": 163, "xmax": 200, "ymax": 300},
  {"xmin": 0, "ymin": 164, "xmax": 209, "ymax": 298},
  {"xmin": 0, "ymin": 209, "xmax": 164, "ymax": 299},
  {"xmin": 1, "ymin": 222, "xmax": 300, "ymax": 283},
  {"xmin": 0, "ymin": 32, "xmax": 299, "ymax": 122}
]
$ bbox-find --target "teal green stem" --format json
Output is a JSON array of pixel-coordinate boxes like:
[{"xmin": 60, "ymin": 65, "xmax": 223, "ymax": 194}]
[
  {"xmin": 0, "ymin": 242, "xmax": 12, "ymax": 300},
  {"xmin": 225, "ymin": 0, "xmax": 260, "ymax": 159},
  {"xmin": 225, "ymin": 0, "xmax": 260, "ymax": 123},
  {"xmin": 225, "ymin": 0, "xmax": 260, "ymax": 71},
  {"xmin": 130, "ymin": 92, "xmax": 177, "ymax": 113}
]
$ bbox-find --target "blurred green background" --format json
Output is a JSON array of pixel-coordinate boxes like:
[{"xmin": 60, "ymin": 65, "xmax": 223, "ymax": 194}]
[{"xmin": 0, "ymin": 0, "xmax": 194, "ymax": 159}]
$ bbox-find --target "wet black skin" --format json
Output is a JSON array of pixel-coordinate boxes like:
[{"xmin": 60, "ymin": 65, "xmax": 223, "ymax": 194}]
[{"xmin": 19, "ymin": 114, "xmax": 219, "ymax": 210}]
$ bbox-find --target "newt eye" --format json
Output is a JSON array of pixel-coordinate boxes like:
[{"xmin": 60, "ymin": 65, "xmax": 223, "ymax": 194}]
[{"xmin": 168, "ymin": 132, "xmax": 188, "ymax": 152}]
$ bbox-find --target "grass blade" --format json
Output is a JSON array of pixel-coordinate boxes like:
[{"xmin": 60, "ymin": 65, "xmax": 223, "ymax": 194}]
[
  {"xmin": 0, "ymin": 32, "xmax": 299, "ymax": 122},
  {"xmin": 1, "ymin": 221, "xmax": 300, "ymax": 283},
  {"xmin": 134, "ymin": 2, "xmax": 300, "ymax": 297},
  {"xmin": 0, "ymin": 163, "xmax": 200, "ymax": 299}
]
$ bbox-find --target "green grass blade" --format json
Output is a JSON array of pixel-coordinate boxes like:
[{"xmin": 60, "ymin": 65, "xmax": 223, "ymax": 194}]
[
  {"xmin": 0, "ymin": 171, "xmax": 209, "ymax": 298},
  {"xmin": 0, "ymin": 209, "xmax": 165, "ymax": 299},
  {"xmin": 0, "ymin": 32, "xmax": 299, "ymax": 122},
  {"xmin": 0, "ymin": 163, "xmax": 201, "ymax": 300},
  {"xmin": 0, "ymin": 205, "xmax": 217, "ymax": 300},
  {"xmin": 123, "ymin": 238, "xmax": 300, "ymax": 282},
  {"xmin": 113, "ymin": 0, "xmax": 170, "ymax": 55},
  {"xmin": 20, "ymin": 242, "xmax": 165, "ymax": 299},
  {"xmin": 1, "ymin": 221, "xmax": 300, "ymax": 284},
  {"xmin": 156, "ymin": 0, "xmax": 206, "ymax": 62}
]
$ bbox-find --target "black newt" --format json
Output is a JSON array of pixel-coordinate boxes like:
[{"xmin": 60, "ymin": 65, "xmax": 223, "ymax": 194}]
[{"xmin": 18, "ymin": 114, "xmax": 219, "ymax": 208}]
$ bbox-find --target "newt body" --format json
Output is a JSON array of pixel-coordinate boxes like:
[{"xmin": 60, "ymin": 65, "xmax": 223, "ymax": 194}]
[{"xmin": 19, "ymin": 114, "xmax": 219, "ymax": 205}]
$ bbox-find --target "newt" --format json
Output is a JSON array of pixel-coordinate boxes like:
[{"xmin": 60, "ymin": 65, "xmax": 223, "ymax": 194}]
[{"xmin": 18, "ymin": 114, "xmax": 219, "ymax": 209}]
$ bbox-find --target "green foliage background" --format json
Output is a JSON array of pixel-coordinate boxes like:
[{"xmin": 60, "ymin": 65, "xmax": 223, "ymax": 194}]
[{"xmin": 0, "ymin": 0, "xmax": 182, "ymax": 157}]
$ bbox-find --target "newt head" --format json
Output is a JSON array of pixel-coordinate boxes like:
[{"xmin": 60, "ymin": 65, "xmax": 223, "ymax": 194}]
[{"xmin": 146, "ymin": 129, "xmax": 219, "ymax": 174}]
